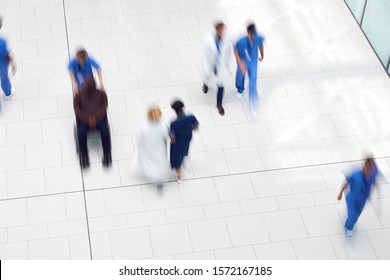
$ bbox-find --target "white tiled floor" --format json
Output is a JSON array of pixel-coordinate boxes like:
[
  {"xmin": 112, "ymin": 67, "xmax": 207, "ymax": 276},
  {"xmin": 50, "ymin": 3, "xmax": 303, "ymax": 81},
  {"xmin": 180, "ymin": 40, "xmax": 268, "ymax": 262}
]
[{"xmin": 0, "ymin": 0, "xmax": 389, "ymax": 260}]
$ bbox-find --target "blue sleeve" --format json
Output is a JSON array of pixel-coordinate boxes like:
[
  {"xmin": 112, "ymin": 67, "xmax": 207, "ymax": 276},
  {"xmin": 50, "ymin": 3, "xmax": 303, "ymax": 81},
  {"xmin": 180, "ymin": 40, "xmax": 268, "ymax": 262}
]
[
  {"xmin": 170, "ymin": 122, "xmax": 176, "ymax": 137},
  {"xmin": 68, "ymin": 59, "xmax": 76, "ymax": 71},
  {"xmin": 0, "ymin": 39, "xmax": 9, "ymax": 57},
  {"xmin": 189, "ymin": 115, "xmax": 199, "ymax": 128},
  {"xmin": 256, "ymin": 35, "xmax": 264, "ymax": 46},
  {"xmin": 345, "ymin": 173, "xmax": 353, "ymax": 186},
  {"xmin": 89, "ymin": 57, "xmax": 101, "ymax": 70}
]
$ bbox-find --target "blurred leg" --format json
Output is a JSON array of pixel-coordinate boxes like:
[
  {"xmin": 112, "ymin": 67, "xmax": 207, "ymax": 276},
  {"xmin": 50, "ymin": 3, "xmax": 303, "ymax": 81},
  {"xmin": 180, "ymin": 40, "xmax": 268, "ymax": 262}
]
[
  {"xmin": 0, "ymin": 66, "xmax": 11, "ymax": 96},
  {"xmin": 235, "ymin": 66, "xmax": 245, "ymax": 93},
  {"xmin": 76, "ymin": 119, "xmax": 89, "ymax": 160}
]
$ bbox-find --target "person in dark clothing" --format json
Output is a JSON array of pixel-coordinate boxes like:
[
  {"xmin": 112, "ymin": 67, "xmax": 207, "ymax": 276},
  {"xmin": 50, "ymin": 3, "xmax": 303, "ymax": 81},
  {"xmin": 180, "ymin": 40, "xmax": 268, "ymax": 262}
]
[
  {"xmin": 74, "ymin": 78, "xmax": 111, "ymax": 168},
  {"xmin": 169, "ymin": 100, "xmax": 199, "ymax": 183}
]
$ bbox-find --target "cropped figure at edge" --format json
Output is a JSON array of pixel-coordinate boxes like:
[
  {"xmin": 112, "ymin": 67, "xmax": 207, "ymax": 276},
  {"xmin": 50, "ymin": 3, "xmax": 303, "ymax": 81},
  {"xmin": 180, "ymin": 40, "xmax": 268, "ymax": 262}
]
[{"xmin": 337, "ymin": 155, "xmax": 379, "ymax": 237}]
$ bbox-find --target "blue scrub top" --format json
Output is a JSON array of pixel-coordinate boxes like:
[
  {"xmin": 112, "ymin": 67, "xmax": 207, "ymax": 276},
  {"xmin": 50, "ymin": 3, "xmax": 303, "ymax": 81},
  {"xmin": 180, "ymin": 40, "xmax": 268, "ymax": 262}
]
[
  {"xmin": 0, "ymin": 37, "xmax": 9, "ymax": 67},
  {"xmin": 346, "ymin": 166, "xmax": 378, "ymax": 210},
  {"xmin": 68, "ymin": 56, "xmax": 101, "ymax": 86},
  {"xmin": 235, "ymin": 34, "xmax": 264, "ymax": 65}
]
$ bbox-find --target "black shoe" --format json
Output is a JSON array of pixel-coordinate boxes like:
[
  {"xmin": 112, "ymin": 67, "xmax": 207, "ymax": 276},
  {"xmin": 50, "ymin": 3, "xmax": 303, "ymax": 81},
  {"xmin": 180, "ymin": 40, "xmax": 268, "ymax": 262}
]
[
  {"xmin": 102, "ymin": 153, "xmax": 112, "ymax": 167},
  {"xmin": 217, "ymin": 105, "xmax": 225, "ymax": 116},
  {"xmin": 202, "ymin": 84, "xmax": 208, "ymax": 94},
  {"xmin": 80, "ymin": 155, "xmax": 90, "ymax": 169}
]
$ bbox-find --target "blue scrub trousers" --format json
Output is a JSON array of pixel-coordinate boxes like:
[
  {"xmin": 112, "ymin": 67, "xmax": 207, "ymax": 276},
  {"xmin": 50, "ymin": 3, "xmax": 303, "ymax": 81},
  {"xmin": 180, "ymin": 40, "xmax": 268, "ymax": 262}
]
[
  {"xmin": 235, "ymin": 62, "xmax": 259, "ymax": 109},
  {"xmin": 345, "ymin": 194, "xmax": 363, "ymax": 231},
  {"xmin": 0, "ymin": 64, "xmax": 11, "ymax": 96}
]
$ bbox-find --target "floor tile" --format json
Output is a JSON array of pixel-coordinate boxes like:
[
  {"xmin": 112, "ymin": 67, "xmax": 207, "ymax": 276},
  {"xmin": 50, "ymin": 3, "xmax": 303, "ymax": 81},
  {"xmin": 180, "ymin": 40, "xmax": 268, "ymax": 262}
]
[
  {"xmin": 254, "ymin": 241, "xmax": 296, "ymax": 260},
  {"xmin": 141, "ymin": 182, "xmax": 182, "ymax": 211},
  {"xmin": 224, "ymin": 147, "xmax": 265, "ymax": 174},
  {"xmin": 263, "ymin": 209, "xmax": 308, "ymax": 242},
  {"xmin": 203, "ymin": 202, "xmax": 242, "ymax": 219},
  {"xmin": 292, "ymin": 140, "xmax": 333, "ymax": 165},
  {"xmin": 7, "ymin": 169, "xmax": 45, "ymax": 199},
  {"xmin": 29, "ymin": 237, "xmax": 70, "ymax": 260},
  {"xmin": 110, "ymin": 228, "xmax": 153, "ymax": 259},
  {"xmin": 330, "ymin": 232, "xmax": 377, "ymax": 260},
  {"xmin": 149, "ymin": 223, "xmax": 193, "ymax": 256},
  {"xmin": 300, "ymin": 205, "xmax": 344, "ymax": 237},
  {"xmin": 299, "ymin": 116, "xmax": 339, "ymax": 140},
  {"xmin": 0, "ymin": 198, "xmax": 27, "ymax": 228},
  {"xmin": 214, "ymin": 246, "xmax": 256, "ymax": 260},
  {"xmin": 371, "ymin": 198, "xmax": 390, "ymax": 227},
  {"xmin": 69, "ymin": 234, "xmax": 90, "ymax": 260},
  {"xmin": 214, "ymin": 174, "xmax": 256, "ymax": 202},
  {"xmin": 90, "ymin": 232, "xmax": 112, "ymax": 260},
  {"xmin": 259, "ymin": 143, "xmax": 299, "ymax": 170},
  {"xmin": 127, "ymin": 211, "xmax": 166, "ymax": 228},
  {"xmin": 175, "ymin": 250, "xmax": 215, "ymax": 260},
  {"xmin": 226, "ymin": 214, "xmax": 270, "ymax": 246},
  {"xmin": 277, "ymin": 193, "xmax": 315, "ymax": 210},
  {"xmin": 266, "ymin": 119, "xmax": 306, "ymax": 143},
  {"xmin": 188, "ymin": 218, "xmax": 232, "ymax": 251},
  {"xmin": 179, "ymin": 178, "xmax": 219, "ymax": 206},
  {"xmin": 292, "ymin": 236, "xmax": 337, "ymax": 259},
  {"xmin": 200, "ymin": 125, "xmax": 238, "ymax": 150},
  {"xmin": 27, "ymin": 194, "xmax": 67, "ymax": 225},
  {"xmin": 0, "ymin": 242, "xmax": 28, "ymax": 260},
  {"xmin": 190, "ymin": 150, "xmax": 230, "ymax": 177},
  {"xmin": 233, "ymin": 122, "xmax": 273, "ymax": 147},
  {"xmin": 366, "ymin": 228, "xmax": 390, "ymax": 259},
  {"xmin": 103, "ymin": 186, "xmax": 144, "ymax": 215}
]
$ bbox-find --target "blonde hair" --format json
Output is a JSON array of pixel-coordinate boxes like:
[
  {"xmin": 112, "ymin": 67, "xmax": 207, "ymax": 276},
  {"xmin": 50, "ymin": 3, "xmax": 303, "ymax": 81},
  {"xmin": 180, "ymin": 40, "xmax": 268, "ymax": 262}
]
[{"xmin": 147, "ymin": 106, "xmax": 162, "ymax": 122}]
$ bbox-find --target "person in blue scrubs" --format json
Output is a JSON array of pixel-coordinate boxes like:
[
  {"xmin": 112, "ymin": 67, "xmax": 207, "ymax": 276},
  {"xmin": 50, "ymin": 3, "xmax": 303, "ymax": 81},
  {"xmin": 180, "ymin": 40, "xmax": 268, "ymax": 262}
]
[
  {"xmin": 0, "ymin": 16, "xmax": 17, "ymax": 109},
  {"xmin": 169, "ymin": 100, "xmax": 199, "ymax": 184},
  {"xmin": 337, "ymin": 156, "xmax": 379, "ymax": 237},
  {"xmin": 234, "ymin": 23, "xmax": 264, "ymax": 116},
  {"xmin": 68, "ymin": 49, "xmax": 104, "ymax": 95}
]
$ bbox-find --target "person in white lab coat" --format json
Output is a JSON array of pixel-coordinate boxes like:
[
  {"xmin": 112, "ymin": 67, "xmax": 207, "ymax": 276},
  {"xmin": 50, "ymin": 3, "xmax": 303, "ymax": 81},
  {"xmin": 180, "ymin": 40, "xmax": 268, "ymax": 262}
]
[
  {"xmin": 201, "ymin": 21, "xmax": 233, "ymax": 116},
  {"xmin": 133, "ymin": 106, "xmax": 170, "ymax": 187}
]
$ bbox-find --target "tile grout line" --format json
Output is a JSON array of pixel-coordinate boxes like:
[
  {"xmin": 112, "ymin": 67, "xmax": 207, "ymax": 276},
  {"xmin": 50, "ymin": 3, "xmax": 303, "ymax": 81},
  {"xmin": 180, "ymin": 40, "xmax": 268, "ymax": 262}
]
[{"xmin": 61, "ymin": 0, "xmax": 93, "ymax": 260}]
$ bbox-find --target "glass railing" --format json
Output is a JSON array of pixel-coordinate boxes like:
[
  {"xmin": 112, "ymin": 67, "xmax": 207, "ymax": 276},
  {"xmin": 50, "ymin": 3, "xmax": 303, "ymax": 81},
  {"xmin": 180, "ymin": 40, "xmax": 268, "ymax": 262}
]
[{"xmin": 345, "ymin": 0, "xmax": 390, "ymax": 75}]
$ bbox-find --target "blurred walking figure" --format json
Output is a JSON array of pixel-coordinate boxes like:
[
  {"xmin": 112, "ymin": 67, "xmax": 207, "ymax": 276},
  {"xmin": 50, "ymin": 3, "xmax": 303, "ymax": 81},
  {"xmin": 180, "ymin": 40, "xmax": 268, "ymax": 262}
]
[
  {"xmin": 0, "ymin": 16, "xmax": 17, "ymax": 110},
  {"xmin": 170, "ymin": 100, "xmax": 199, "ymax": 183},
  {"xmin": 234, "ymin": 23, "xmax": 264, "ymax": 116},
  {"xmin": 68, "ymin": 49, "xmax": 104, "ymax": 95},
  {"xmin": 134, "ymin": 106, "xmax": 170, "ymax": 188},
  {"xmin": 201, "ymin": 21, "xmax": 233, "ymax": 116},
  {"xmin": 74, "ymin": 78, "xmax": 111, "ymax": 168},
  {"xmin": 337, "ymin": 155, "xmax": 379, "ymax": 237}
]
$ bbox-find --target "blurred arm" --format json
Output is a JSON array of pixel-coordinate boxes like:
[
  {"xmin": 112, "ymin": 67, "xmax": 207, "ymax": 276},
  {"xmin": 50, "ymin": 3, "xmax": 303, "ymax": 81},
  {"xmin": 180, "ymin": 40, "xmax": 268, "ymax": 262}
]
[
  {"xmin": 234, "ymin": 47, "xmax": 246, "ymax": 74},
  {"xmin": 259, "ymin": 43, "xmax": 264, "ymax": 62},
  {"xmin": 337, "ymin": 181, "xmax": 348, "ymax": 200}
]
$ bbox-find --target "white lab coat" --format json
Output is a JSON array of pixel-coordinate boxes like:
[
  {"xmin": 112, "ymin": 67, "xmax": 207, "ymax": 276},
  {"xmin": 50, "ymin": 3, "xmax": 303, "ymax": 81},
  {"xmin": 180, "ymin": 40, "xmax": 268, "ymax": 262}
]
[
  {"xmin": 132, "ymin": 121, "xmax": 170, "ymax": 184},
  {"xmin": 201, "ymin": 33, "xmax": 234, "ymax": 87}
]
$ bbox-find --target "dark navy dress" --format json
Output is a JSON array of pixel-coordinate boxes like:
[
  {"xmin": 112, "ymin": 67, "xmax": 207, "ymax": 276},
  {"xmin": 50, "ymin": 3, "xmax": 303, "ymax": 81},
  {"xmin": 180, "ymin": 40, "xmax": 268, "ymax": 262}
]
[{"xmin": 170, "ymin": 114, "xmax": 199, "ymax": 168}]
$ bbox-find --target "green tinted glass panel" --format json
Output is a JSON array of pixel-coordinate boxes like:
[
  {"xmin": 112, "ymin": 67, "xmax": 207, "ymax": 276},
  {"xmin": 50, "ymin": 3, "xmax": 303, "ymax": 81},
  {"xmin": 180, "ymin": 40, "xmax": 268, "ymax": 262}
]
[
  {"xmin": 361, "ymin": 0, "xmax": 390, "ymax": 67},
  {"xmin": 345, "ymin": 0, "xmax": 366, "ymax": 22}
]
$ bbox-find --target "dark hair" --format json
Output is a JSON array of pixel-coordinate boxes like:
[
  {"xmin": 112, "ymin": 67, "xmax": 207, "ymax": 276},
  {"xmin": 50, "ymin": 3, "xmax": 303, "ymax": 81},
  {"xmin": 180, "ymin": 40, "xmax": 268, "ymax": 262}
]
[
  {"xmin": 247, "ymin": 23, "xmax": 256, "ymax": 34},
  {"xmin": 171, "ymin": 100, "xmax": 184, "ymax": 114},
  {"xmin": 214, "ymin": 21, "xmax": 225, "ymax": 29},
  {"xmin": 364, "ymin": 156, "xmax": 375, "ymax": 166},
  {"xmin": 76, "ymin": 49, "xmax": 88, "ymax": 60}
]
